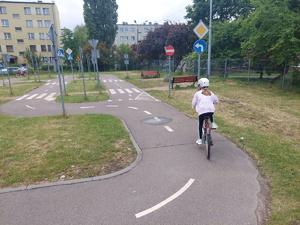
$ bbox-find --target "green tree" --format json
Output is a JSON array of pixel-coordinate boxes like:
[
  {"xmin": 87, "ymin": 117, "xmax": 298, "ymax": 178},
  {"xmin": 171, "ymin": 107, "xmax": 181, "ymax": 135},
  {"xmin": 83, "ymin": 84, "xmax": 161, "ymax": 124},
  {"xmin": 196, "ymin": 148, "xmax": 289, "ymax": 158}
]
[
  {"xmin": 138, "ymin": 22, "xmax": 196, "ymax": 66},
  {"xmin": 83, "ymin": 0, "xmax": 118, "ymax": 48},
  {"xmin": 240, "ymin": 0, "xmax": 300, "ymax": 72},
  {"xmin": 73, "ymin": 25, "xmax": 89, "ymax": 58},
  {"xmin": 185, "ymin": 0, "xmax": 254, "ymax": 26}
]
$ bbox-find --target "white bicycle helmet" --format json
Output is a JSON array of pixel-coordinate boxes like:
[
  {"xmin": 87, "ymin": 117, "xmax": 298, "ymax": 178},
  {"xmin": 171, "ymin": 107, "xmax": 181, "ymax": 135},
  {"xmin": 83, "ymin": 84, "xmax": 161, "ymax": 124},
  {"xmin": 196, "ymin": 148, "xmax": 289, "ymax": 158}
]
[{"xmin": 198, "ymin": 78, "xmax": 210, "ymax": 88}]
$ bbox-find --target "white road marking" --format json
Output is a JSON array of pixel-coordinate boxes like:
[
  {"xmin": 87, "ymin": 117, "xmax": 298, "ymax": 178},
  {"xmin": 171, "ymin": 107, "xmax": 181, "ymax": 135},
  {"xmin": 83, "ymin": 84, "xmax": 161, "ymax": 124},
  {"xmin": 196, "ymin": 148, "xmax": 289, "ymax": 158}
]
[
  {"xmin": 125, "ymin": 88, "xmax": 133, "ymax": 93},
  {"xmin": 107, "ymin": 105, "xmax": 118, "ymax": 108},
  {"xmin": 117, "ymin": 89, "xmax": 125, "ymax": 94},
  {"xmin": 132, "ymin": 88, "xmax": 141, "ymax": 93},
  {"xmin": 144, "ymin": 111, "xmax": 152, "ymax": 115},
  {"xmin": 109, "ymin": 89, "xmax": 116, "ymax": 94},
  {"xmin": 15, "ymin": 95, "xmax": 30, "ymax": 101},
  {"xmin": 36, "ymin": 93, "xmax": 48, "ymax": 99},
  {"xmin": 26, "ymin": 105, "xmax": 35, "ymax": 109},
  {"xmin": 45, "ymin": 93, "xmax": 56, "ymax": 101},
  {"xmin": 154, "ymin": 117, "xmax": 160, "ymax": 121},
  {"xmin": 128, "ymin": 107, "xmax": 138, "ymax": 110},
  {"xmin": 135, "ymin": 178, "xmax": 195, "ymax": 218},
  {"xmin": 164, "ymin": 126, "xmax": 174, "ymax": 132},
  {"xmin": 80, "ymin": 106, "xmax": 94, "ymax": 109},
  {"xmin": 26, "ymin": 94, "xmax": 39, "ymax": 99}
]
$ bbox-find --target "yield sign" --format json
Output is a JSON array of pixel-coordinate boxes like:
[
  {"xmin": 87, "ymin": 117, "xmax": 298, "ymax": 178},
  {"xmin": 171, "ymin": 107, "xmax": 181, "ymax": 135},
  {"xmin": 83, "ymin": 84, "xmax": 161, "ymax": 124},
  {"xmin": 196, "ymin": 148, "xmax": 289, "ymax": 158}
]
[
  {"xmin": 165, "ymin": 46, "xmax": 175, "ymax": 56},
  {"xmin": 193, "ymin": 21, "xmax": 208, "ymax": 39}
]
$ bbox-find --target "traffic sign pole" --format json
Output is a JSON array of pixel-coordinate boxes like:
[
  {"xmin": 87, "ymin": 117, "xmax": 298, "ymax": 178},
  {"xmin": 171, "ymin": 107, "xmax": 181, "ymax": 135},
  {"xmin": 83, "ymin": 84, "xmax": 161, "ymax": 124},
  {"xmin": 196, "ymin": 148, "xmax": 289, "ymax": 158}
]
[{"xmin": 165, "ymin": 46, "xmax": 175, "ymax": 97}]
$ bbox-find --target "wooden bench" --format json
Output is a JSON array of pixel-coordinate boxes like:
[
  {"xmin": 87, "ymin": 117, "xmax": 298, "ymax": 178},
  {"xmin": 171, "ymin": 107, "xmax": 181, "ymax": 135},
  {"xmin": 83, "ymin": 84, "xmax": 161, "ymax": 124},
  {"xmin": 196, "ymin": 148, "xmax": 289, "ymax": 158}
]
[
  {"xmin": 141, "ymin": 70, "xmax": 160, "ymax": 78},
  {"xmin": 172, "ymin": 76, "xmax": 198, "ymax": 89}
]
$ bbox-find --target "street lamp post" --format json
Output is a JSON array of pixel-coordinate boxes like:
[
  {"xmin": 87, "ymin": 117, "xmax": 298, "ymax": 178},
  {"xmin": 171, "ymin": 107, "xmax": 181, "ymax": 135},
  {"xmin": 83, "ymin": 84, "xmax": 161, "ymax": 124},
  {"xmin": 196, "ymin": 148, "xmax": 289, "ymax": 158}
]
[{"xmin": 207, "ymin": 0, "xmax": 213, "ymax": 80}]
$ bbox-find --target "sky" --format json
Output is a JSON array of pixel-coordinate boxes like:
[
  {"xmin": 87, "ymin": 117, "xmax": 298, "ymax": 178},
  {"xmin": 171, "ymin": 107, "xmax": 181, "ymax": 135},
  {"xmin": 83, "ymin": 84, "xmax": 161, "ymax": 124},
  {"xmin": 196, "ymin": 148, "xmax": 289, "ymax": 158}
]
[{"xmin": 53, "ymin": 0, "xmax": 193, "ymax": 30}]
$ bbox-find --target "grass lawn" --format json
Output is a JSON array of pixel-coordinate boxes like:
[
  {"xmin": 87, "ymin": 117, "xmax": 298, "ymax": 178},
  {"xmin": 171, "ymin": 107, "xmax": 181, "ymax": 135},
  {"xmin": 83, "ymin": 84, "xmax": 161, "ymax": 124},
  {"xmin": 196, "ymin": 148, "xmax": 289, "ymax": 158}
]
[{"xmin": 112, "ymin": 71, "xmax": 300, "ymax": 225}]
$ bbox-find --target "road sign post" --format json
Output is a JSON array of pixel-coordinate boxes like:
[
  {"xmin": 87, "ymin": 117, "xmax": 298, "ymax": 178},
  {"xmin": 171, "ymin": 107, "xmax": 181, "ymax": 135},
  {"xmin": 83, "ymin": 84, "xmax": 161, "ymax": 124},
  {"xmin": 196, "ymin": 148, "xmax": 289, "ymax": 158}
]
[
  {"xmin": 193, "ymin": 40, "xmax": 207, "ymax": 80},
  {"xmin": 88, "ymin": 39, "xmax": 101, "ymax": 92},
  {"xmin": 47, "ymin": 24, "xmax": 66, "ymax": 116},
  {"xmin": 165, "ymin": 46, "xmax": 175, "ymax": 97}
]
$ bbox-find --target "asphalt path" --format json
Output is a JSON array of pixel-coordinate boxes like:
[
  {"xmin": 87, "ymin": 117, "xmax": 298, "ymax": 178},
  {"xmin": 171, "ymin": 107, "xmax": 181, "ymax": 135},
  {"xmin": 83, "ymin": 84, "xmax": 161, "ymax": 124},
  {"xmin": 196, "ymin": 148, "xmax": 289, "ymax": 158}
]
[{"xmin": 0, "ymin": 75, "xmax": 268, "ymax": 225}]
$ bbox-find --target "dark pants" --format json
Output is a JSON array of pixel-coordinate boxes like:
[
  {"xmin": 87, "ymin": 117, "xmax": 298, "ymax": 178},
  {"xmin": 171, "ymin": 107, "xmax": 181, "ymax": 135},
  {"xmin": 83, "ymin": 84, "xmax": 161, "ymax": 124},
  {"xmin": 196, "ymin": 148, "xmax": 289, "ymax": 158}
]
[{"xmin": 198, "ymin": 112, "xmax": 214, "ymax": 139}]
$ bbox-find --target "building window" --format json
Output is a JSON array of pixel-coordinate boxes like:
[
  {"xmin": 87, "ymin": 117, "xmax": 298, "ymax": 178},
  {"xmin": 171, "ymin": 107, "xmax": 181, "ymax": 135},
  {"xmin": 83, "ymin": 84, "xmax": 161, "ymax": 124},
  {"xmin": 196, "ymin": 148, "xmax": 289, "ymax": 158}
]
[
  {"xmin": 47, "ymin": 45, "xmax": 51, "ymax": 52},
  {"xmin": 29, "ymin": 45, "xmax": 37, "ymax": 52},
  {"xmin": 24, "ymin": 7, "xmax": 31, "ymax": 15},
  {"xmin": 26, "ymin": 20, "xmax": 33, "ymax": 27},
  {"xmin": 15, "ymin": 27, "xmax": 22, "ymax": 31},
  {"xmin": 124, "ymin": 36, "xmax": 128, "ymax": 41},
  {"xmin": 43, "ymin": 8, "xmax": 50, "ymax": 15},
  {"xmin": 0, "ymin": 7, "xmax": 7, "ymax": 14},
  {"xmin": 4, "ymin": 33, "xmax": 11, "ymax": 39},
  {"xmin": 28, "ymin": 33, "xmax": 35, "ymax": 39},
  {"xmin": 144, "ymin": 28, "xmax": 149, "ymax": 32},
  {"xmin": 44, "ymin": 20, "xmax": 51, "ymax": 27},
  {"xmin": 2, "ymin": 20, "xmax": 9, "ymax": 27},
  {"xmin": 119, "ymin": 28, "xmax": 124, "ymax": 32},
  {"xmin": 41, "ymin": 45, "xmax": 47, "ymax": 52},
  {"xmin": 6, "ymin": 45, "xmax": 14, "ymax": 52},
  {"xmin": 124, "ymin": 28, "xmax": 128, "ymax": 32},
  {"xmin": 19, "ymin": 52, "xmax": 25, "ymax": 56},
  {"xmin": 37, "ymin": 20, "xmax": 43, "ymax": 27},
  {"xmin": 36, "ymin": 8, "xmax": 41, "ymax": 15},
  {"xmin": 13, "ymin": 14, "xmax": 20, "ymax": 18},
  {"xmin": 131, "ymin": 36, "xmax": 135, "ymax": 41},
  {"xmin": 130, "ymin": 28, "xmax": 135, "ymax": 32},
  {"xmin": 17, "ymin": 39, "xmax": 24, "ymax": 43},
  {"xmin": 120, "ymin": 36, "xmax": 124, "ymax": 41},
  {"xmin": 39, "ymin": 33, "xmax": 45, "ymax": 40}
]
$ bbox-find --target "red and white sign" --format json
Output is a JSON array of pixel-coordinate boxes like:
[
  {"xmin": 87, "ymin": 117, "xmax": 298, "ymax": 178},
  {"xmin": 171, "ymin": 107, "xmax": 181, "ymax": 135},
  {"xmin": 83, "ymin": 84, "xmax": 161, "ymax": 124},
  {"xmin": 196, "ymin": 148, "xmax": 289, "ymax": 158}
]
[{"xmin": 165, "ymin": 46, "xmax": 175, "ymax": 56}]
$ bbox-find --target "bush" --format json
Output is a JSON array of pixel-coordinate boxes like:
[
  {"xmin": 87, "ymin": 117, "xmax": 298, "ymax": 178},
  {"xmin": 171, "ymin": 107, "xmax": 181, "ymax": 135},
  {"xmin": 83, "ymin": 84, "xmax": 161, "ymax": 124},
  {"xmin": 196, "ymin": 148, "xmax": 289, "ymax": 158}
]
[{"xmin": 291, "ymin": 69, "xmax": 300, "ymax": 86}]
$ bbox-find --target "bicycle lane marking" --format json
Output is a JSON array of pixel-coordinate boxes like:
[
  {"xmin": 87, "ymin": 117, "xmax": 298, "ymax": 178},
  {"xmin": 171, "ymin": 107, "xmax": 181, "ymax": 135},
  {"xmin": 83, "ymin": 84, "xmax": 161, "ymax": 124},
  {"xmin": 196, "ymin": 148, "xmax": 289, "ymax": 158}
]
[{"xmin": 135, "ymin": 178, "xmax": 195, "ymax": 218}]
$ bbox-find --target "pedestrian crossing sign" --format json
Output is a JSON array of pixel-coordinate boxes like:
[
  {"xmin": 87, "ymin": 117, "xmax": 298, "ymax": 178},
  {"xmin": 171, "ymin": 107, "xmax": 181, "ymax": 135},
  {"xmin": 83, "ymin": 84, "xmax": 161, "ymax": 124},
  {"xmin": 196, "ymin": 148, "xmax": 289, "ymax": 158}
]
[
  {"xmin": 57, "ymin": 49, "xmax": 64, "ymax": 58},
  {"xmin": 68, "ymin": 55, "xmax": 73, "ymax": 60}
]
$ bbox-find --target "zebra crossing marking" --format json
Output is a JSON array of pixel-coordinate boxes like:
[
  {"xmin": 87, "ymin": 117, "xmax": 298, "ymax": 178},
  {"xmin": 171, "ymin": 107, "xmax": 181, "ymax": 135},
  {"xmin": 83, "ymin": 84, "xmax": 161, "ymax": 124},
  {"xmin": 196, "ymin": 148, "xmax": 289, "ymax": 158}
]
[
  {"xmin": 36, "ymin": 93, "xmax": 48, "ymax": 99},
  {"xmin": 26, "ymin": 94, "xmax": 39, "ymax": 100},
  {"xmin": 44, "ymin": 93, "xmax": 56, "ymax": 101},
  {"xmin": 15, "ymin": 95, "xmax": 30, "ymax": 101}
]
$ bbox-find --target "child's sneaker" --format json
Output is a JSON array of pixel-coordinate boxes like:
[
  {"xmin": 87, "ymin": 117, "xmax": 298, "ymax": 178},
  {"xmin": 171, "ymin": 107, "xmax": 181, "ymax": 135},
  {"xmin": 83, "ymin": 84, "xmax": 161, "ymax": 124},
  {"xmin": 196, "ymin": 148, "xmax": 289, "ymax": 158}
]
[
  {"xmin": 211, "ymin": 122, "xmax": 218, "ymax": 129},
  {"xmin": 196, "ymin": 139, "xmax": 202, "ymax": 145}
]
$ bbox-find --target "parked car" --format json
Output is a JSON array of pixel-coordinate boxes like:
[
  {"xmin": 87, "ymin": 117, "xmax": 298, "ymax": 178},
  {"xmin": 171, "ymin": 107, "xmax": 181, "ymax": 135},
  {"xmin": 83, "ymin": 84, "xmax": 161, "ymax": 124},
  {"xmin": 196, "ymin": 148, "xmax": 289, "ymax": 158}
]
[{"xmin": 0, "ymin": 67, "xmax": 20, "ymax": 75}]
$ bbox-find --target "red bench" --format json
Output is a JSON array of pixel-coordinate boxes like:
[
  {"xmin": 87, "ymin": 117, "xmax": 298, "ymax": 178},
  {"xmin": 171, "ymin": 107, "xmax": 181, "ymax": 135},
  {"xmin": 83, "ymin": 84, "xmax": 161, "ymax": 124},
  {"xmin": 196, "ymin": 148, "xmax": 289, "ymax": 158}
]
[
  {"xmin": 141, "ymin": 70, "xmax": 160, "ymax": 78},
  {"xmin": 172, "ymin": 76, "xmax": 198, "ymax": 89}
]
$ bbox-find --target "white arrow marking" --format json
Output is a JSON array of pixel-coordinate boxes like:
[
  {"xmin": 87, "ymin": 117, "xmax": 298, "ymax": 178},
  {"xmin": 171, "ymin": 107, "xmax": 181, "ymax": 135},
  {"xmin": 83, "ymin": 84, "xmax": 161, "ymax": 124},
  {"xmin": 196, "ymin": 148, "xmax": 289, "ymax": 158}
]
[{"xmin": 195, "ymin": 43, "xmax": 204, "ymax": 52}]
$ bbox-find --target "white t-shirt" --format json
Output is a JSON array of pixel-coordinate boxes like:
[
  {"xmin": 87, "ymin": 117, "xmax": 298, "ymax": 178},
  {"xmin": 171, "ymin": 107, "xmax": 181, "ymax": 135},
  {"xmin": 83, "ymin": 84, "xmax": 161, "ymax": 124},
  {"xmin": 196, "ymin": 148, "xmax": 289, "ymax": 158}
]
[{"xmin": 192, "ymin": 90, "xmax": 219, "ymax": 115}]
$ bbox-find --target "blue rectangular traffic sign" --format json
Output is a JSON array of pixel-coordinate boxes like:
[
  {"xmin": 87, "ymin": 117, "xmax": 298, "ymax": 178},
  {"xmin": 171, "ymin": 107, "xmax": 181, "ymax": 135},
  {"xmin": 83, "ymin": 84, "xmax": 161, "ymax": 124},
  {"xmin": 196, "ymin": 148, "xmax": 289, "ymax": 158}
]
[{"xmin": 57, "ymin": 49, "xmax": 64, "ymax": 58}]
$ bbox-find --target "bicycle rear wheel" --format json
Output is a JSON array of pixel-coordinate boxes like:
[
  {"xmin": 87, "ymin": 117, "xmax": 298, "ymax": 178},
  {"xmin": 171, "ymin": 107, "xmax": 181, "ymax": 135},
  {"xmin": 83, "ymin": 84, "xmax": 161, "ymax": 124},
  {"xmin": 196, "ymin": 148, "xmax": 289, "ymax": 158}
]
[{"xmin": 206, "ymin": 132, "xmax": 211, "ymax": 159}]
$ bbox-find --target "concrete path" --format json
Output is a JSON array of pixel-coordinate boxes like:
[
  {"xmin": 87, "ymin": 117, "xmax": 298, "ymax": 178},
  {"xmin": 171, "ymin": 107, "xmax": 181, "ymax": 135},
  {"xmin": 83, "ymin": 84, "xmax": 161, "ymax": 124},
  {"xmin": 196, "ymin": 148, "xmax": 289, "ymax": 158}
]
[{"xmin": 0, "ymin": 75, "xmax": 268, "ymax": 225}]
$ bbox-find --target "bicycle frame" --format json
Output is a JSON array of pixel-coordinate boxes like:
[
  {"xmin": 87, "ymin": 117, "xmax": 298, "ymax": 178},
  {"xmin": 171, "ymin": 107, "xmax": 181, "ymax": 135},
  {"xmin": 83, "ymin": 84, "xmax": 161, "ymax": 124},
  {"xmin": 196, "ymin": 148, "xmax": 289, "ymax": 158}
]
[{"xmin": 202, "ymin": 117, "xmax": 212, "ymax": 159}]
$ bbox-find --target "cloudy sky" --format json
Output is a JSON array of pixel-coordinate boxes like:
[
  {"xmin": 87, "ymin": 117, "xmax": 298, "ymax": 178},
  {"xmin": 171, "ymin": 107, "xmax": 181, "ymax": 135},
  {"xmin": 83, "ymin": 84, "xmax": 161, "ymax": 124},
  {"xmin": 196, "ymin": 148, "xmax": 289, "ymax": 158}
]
[{"xmin": 54, "ymin": 0, "xmax": 193, "ymax": 29}]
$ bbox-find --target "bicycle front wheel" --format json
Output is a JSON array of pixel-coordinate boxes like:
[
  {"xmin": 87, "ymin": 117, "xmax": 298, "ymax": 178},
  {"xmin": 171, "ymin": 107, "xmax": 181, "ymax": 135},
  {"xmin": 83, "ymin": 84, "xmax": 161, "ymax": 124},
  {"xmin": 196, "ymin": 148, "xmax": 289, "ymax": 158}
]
[{"xmin": 206, "ymin": 132, "xmax": 211, "ymax": 159}]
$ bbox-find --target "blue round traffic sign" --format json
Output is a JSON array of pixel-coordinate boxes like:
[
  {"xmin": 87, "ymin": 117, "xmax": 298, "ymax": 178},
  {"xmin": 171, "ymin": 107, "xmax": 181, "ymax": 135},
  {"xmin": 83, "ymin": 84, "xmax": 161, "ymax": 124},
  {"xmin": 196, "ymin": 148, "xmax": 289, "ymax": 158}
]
[{"xmin": 193, "ymin": 40, "xmax": 207, "ymax": 54}]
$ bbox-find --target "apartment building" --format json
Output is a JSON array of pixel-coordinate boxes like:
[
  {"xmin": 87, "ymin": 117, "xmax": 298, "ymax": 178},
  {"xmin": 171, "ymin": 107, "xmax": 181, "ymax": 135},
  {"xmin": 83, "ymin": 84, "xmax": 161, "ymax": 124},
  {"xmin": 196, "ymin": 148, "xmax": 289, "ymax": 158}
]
[
  {"xmin": 114, "ymin": 21, "xmax": 161, "ymax": 46},
  {"xmin": 0, "ymin": 0, "xmax": 61, "ymax": 64}
]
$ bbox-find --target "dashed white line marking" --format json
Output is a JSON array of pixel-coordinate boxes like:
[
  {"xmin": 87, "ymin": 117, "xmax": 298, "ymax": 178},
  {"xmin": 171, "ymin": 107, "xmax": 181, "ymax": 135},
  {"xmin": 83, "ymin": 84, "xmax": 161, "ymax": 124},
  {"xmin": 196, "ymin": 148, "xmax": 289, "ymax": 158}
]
[
  {"xmin": 26, "ymin": 94, "xmax": 39, "ymax": 99},
  {"xmin": 107, "ymin": 105, "xmax": 118, "ymax": 108},
  {"xmin": 135, "ymin": 178, "xmax": 195, "ymax": 218},
  {"xmin": 117, "ymin": 89, "xmax": 125, "ymax": 94},
  {"xmin": 109, "ymin": 89, "xmax": 116, "ymax": 94},
  {"xmin": 80, "ymin": 106, "xmax": 94, "ymax": 109},
  {"xmin": 154, "ymin": 117, "xmax": 160, "ymax": 121},
  {"xmin": 128, "ymin": 107, "xmax": 138, "ymax": 110},
  {"xmin": 36, "ymin": 93, "xmax": 48, "ymax": 99},
  {"xmin": 26, "ymin": 105, "xmax": 35, "ymax": 109},
  {"xmin": 164, "ymin": 126, "xmax": 174, "ymax": 132},
  {"xmin": 132, "ymin": 88, "xmax": 141, "ymax": 93},
  {"xmin": 15, "ymin": 95, "xmax": 30, "ymax": 101},
  {"xmin": 144, "ymin": 111, "xmax": 152, "ymax": 115},
  {"xmin": 45, "ymin": 93, "xmax": 56, "ymax": 101}
]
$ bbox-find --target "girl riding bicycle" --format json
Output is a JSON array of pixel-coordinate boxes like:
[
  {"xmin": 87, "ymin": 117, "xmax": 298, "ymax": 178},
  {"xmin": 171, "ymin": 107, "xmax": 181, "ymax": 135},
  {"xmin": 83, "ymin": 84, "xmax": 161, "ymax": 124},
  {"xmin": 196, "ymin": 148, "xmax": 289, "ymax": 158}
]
[{"xmin": 192, "ymin": 78, "xmax": 219, "ymax": 145}]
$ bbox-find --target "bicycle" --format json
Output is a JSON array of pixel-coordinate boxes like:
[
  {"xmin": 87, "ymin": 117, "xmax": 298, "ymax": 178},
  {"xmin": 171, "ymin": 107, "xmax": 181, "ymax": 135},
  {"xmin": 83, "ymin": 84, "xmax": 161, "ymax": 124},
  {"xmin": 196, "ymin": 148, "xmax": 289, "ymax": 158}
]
[{"xmin": 202, "ymin": 116, "xmax": 214, "ymax": 159}]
